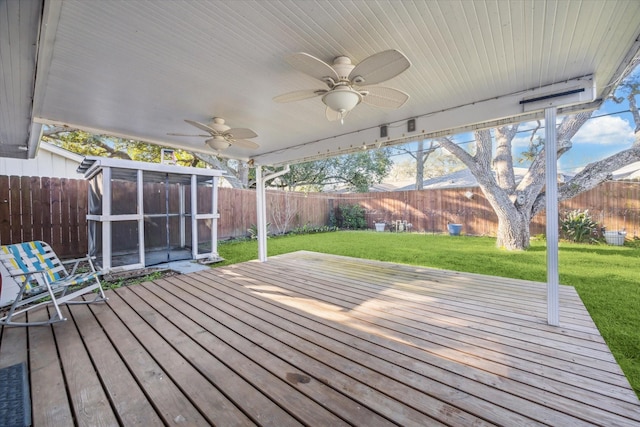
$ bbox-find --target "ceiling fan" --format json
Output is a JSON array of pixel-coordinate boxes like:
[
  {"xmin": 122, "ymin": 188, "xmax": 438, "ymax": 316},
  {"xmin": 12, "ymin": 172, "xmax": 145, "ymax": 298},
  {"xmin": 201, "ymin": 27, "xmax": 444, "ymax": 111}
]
[
  {"xmin": 273, "ymin": 49, "xmax": 411, "ymax": 123},
  {"xmin": 169, "ymin": 117, "xmax": 259, "ymax": 151}
]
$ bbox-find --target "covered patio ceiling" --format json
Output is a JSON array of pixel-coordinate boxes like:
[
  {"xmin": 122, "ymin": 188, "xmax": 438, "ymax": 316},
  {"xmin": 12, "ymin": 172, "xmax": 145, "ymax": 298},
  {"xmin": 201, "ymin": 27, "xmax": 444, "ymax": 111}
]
[{"xmin": 1, "ymin": 1, "xmax": 640, "ymax": 166}]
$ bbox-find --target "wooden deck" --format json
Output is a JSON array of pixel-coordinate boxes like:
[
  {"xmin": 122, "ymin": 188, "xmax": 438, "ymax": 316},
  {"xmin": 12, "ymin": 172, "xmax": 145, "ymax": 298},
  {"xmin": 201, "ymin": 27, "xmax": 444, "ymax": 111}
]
[{"xmin": 1, "ymin": 251, "xmax": 639, "ymax": 426}]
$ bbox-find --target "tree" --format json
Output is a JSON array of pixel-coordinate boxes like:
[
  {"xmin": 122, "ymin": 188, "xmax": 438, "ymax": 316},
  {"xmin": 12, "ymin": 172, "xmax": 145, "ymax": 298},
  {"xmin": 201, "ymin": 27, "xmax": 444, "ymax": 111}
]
[
  {"xmin": 395, "ymin": 140, "xmax": 437, "ymax": 189},
  {"xmin": 435, "ymin": 60, "xmax": 640, "ymax": 250},
  {"xmin": 438, "ymin": 94, "xmax": 640, "ymax": 250},
  {"xmin": 274, "ymin": 149, "xmax": 393, "ymax": 192},
  {"xmin": 42, "ymin": 127, "xmax": 251, "ymax": 188}
]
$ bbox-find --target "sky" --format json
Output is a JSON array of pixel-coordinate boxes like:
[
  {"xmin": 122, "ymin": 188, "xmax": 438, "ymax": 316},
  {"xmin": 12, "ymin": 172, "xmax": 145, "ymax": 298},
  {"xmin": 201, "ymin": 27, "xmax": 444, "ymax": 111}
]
[{"xmin": 393, "ymin": 66, "xmax": 639, "ymax": 176}]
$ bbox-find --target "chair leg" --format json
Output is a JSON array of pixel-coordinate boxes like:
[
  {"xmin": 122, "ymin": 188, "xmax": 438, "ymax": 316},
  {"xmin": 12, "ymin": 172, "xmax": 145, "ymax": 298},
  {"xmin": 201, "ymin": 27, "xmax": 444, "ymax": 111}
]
[
  {"xmin": 0, "ymin": 300, "xmax": 67, "ymax": 327},
  {"xmin": 44, "ymin": 279, "xmax": 66, "ymax": 323},
  {"xmin": 0, "ymin": 281, "xmax": 67, "ymax": 327}
]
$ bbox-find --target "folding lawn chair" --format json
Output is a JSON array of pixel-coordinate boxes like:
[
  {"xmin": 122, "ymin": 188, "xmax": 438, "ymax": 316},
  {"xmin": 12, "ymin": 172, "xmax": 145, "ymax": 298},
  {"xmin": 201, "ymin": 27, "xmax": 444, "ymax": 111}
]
[{"xmin": 0, "ymin": 241, "xmax": 108, "ymax": 326}]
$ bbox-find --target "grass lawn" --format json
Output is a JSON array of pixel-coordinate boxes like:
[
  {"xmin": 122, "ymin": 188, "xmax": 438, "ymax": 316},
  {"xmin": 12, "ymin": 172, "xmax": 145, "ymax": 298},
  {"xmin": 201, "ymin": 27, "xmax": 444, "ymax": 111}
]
[{"xmin": 217, "ymin": 231, "xmax": 640, "ymax": 398}]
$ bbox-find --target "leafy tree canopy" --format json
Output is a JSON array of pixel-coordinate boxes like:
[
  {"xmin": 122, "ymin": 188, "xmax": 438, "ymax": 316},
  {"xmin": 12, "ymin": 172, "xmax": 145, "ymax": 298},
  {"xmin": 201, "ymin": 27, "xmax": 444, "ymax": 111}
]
[{"xmin": 273, "ymin": 149, "xmax": 393, "ymax": 192}]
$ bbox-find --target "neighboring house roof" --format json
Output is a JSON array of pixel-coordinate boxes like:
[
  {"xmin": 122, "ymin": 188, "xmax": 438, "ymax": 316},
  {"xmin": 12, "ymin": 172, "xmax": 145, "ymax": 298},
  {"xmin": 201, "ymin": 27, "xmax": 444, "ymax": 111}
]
[
  {"xmin": 611, "ymin": 161, "xmax": 640, "ymax": 181},
  {"xmin": 394, "ymin": 168, "xmax": 574, "ymax": 191},
  {"xmin": 0, "ymin": 142, "xmax": 84, "ymax": 179}
]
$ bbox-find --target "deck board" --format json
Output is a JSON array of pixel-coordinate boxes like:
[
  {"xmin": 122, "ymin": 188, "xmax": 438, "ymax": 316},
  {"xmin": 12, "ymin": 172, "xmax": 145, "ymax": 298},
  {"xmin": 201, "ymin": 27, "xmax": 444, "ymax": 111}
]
[{"xmin": 1, "ymin": 250, "xmax": 639, "ymax": 426}]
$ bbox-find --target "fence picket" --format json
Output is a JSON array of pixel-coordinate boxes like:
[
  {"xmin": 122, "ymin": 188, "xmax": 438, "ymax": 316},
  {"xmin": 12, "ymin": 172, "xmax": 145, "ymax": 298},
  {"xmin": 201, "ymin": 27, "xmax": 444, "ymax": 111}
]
[{"xmin": 0, "ymin": 176, "xmax": 10, "ymax": 244}]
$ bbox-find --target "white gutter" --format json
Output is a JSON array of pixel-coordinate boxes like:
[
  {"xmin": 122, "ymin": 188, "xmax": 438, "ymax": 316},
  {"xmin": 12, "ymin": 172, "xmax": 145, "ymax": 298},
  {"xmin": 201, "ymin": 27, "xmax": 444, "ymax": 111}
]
[{"xmin": 256, "ymin": 165, "xmax": 290, "ymax": 262}]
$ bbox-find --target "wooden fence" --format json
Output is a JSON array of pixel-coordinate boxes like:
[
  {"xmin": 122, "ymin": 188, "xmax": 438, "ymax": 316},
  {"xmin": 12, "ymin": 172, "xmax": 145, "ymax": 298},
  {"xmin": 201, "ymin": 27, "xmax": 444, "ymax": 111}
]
[
  {"xmin": 1, "ymin": 175, "xmax": 638, "ymax": 258},
  {"xmin": 0, "ymin": 176, "xmax": 87, "ymax": 259}
]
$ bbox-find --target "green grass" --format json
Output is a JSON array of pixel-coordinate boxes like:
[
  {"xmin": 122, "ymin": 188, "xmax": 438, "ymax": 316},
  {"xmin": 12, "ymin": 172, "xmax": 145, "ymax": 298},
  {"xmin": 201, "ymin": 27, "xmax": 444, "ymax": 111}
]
[{"xmin": 217, "ymin": 231, "xmax": 640, "ymax": 397}]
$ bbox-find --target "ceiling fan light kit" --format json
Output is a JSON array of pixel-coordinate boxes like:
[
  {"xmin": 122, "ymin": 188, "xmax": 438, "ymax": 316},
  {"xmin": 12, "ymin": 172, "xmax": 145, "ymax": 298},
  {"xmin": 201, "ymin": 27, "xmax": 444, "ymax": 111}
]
[
  {"xmin": 322, "ymin": 87, "xmax": 362, "ymax": 115},
  {"xmin": 206, "ymin": 137, "xmax": 231, "ymax": 151},
  {"xmin": 174, "ymin": 117, "xmax": 259, "ymax": 152},
  {"xmin": 274, "ymin": 49, "xmax": 411, "ymax": 123}
]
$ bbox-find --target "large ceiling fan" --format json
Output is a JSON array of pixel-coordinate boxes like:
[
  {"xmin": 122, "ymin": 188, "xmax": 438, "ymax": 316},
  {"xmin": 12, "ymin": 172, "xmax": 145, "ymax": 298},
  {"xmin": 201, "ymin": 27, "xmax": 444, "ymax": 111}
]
[
  {"xmin": 169, "ymin": 117, "xmax": 259, "ymax": 151},
  {"xmin": 273, "ymin": 50, "xmax": 411, "ymax": 123}
]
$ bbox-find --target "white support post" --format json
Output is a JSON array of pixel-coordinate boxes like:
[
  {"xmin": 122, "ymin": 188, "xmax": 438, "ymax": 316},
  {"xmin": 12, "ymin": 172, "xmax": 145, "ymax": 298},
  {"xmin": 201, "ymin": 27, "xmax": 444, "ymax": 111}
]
[
  {"xmin": 545, "ymin": 106, "xmax": 560, "ymax": 326},
  {"xmin": 211, "ymin": 176, "xmax": 219, "ymax": 258},
  {"xmin": 137, "ymin": 170, "xmax": 145, "ymax": 267},
  {"xmin": 179, "ymin": 183, "xmax": 186, "ymax": 248},
  {"xmin": 255, "ymin": 165, "xmax": 290, "ymax": 262},
  {"xmin": 256, "ymin": 165, "xmax": 267, "ymax": 262},
  {"xmin": 191, "ymin": 174, "xmax": 198, "ymax": 259},
  {"xmin": 102, "ymin": 167, "xmax": 112, "ymax": 271}
]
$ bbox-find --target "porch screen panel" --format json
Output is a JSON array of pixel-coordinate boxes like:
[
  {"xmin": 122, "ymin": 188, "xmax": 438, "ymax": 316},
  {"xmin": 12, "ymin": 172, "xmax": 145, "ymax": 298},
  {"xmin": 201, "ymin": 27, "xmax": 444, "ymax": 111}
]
[
  {"xmin": 142, "ymin": 172, "xmax": 192, "ymax": 265},
  {"xmin": 196, "ymin": 176, "xmax": 216, "ymax": 256},
  {"xmin": 88, "ymin": 173, "xmax": 102, "ymax": 263},
  {"xmin": 111, "ymin": 169, "xmax": 138, "ymax": 215},
  {"xmin": 111, "ymin": 220, "xmax": 140, "ymax": 267}
]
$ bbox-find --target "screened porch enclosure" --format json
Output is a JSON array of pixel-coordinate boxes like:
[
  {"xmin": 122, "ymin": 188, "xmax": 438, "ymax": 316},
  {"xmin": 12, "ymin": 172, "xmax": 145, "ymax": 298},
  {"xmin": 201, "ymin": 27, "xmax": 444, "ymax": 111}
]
[{"xmin": 81, "ymin": 158, "xmax": 223, "ymax": 272}]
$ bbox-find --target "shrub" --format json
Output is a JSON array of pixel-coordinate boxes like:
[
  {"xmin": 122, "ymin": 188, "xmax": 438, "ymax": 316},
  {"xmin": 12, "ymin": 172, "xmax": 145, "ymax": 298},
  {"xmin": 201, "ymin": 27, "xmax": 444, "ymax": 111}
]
[
  {"xmin": 248, "ymin": 223, "xmax": 270, "ymax": 239},
  {"xmin": 560, "ymin": 210, "xmax": 598, "ymax": 243},
  {"xmin": 289, "ymin": 223, "xmax": 339, "ymax": 235},
  {"xmin": 336, "ymin": 204, "xmax": 367, "ymax": 229}
]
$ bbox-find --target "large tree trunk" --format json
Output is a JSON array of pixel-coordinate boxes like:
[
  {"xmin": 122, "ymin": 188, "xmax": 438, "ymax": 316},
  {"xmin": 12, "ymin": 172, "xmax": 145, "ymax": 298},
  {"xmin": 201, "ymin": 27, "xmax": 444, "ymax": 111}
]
[
  {"xmin": 495, "ymin": 208, "xmax": 531, "ymax": 250},
  {"xmin": 415, "ymin": 141, "xmax": 424, "ymax": 190},
  {"xmin": 478, "ymin": 178, "xmax": 532, "ymax": 250}
]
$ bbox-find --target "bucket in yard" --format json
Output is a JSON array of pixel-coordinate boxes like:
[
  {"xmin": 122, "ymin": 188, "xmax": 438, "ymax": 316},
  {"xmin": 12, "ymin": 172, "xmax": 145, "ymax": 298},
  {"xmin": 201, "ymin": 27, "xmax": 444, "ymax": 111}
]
[
  {"xmin": 447, "ymin": 223, "xmax": 462, "ymax": 236},
  {"xmin": 604, "ymin": 231, "xmax": 626, "ymax": 246}
]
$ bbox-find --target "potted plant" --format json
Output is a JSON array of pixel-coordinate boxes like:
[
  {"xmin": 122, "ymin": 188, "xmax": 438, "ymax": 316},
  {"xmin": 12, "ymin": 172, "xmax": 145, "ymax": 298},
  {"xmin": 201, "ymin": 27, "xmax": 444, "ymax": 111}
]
[
  {"xmin": 447, "ymin": 222, "xmax": 462, "ymax": 236},
  {"xmin": 374, "ymin": 220, "xmax": 386, "ymax": 232},
  {"xmin": 604, "ymin": 229, "xmax": 626, "ymax": 246}
]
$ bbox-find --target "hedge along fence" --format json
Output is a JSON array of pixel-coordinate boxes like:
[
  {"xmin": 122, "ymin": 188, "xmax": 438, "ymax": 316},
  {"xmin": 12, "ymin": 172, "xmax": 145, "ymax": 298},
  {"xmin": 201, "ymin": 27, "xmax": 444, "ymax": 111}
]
[
  {"xmin": 1, "ymin": 175, "xmax": 639, "ymax": 258},
  {"xmin": 218, "ymin": 188, "xmax": 334, "ymax": 238}
]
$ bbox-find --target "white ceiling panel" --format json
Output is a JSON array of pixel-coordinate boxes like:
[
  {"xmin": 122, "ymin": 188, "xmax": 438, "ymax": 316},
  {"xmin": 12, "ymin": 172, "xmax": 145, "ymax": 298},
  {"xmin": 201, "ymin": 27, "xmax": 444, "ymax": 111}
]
[
  {"xmin": 2, "ymin": 0, "xmax": 640, "ymax": 165},
  {"xmin": 0, "ymin": 0, "xmax": 42, "ymax": 158}
]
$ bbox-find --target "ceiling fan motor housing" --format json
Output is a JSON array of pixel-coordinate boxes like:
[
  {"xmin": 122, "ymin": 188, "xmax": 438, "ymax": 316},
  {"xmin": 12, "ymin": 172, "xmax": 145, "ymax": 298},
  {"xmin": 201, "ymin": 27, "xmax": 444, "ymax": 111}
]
[{"xmin": 332, "ymin": 56, "xmax": 355, "ymax": 81}]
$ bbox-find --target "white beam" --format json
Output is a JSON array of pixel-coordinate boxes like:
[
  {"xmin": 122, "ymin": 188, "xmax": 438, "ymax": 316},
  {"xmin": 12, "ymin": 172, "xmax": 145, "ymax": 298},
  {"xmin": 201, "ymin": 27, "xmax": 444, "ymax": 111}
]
[
  {"xmin": 545, "ymin": 107, "xmax": 560, "ymax": 326},
  {"xmin": 251, "ymin": 76, "xmax": 595, "ymax": 166}
]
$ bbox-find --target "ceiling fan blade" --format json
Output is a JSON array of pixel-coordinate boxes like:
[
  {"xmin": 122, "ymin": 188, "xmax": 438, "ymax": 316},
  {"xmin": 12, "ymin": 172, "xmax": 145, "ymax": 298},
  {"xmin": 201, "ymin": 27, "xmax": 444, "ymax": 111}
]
[
  {"xmin": 231, "ymin": 139, "xmax": 260, "ymax": 149},
  {"xmin": 285, "ymin": 52, "xmax": 339, "ymax": 83},
  {"xmin": 349, "ymin": 50, "xmax": 411, "ymax": 86},
  {"xmin": 225, "ymin": 128, "xmax": 258, "ymax": 140},
  {"xmin": 273, "ymin": 89, "xmax": 327, "ymax": 103},
  {"xmin": 361, "ymin": 86, "xmax": 410, "ymax": 109},
  {"xmin": 184, "ymin": 119, "xmax": 217, "ymax": 135},
  {"xmin": 167, "ymin": 132, "xmax": 209, "ymax": 137}
]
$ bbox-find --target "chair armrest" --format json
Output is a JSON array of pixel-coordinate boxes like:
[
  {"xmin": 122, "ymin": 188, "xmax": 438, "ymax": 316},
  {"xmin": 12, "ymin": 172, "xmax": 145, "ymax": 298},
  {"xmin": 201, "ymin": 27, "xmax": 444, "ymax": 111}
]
[
  {"xmin": 8, "ymin": 268, "xmax": 46, "ymax": 278},
  {"xmin": 62, "ymin": 255, "xmax": 97, "ymax": 274},
  {"xmin": 61, "ymin": 256, "xmax": 91, "ymax": 265}
]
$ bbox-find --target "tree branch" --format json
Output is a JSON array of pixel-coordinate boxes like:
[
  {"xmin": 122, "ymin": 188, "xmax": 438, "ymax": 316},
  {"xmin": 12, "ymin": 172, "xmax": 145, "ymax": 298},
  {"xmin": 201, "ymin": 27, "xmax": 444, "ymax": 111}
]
[{"xmin": 531, "ymin": 145, "xmax": 640, "ymax": 216}]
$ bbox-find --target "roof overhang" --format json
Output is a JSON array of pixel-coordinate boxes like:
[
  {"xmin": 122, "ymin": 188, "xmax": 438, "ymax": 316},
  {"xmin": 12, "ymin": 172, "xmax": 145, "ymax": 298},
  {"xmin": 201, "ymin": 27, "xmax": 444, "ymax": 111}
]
[{"xmin": 2, "ymin": 1, "xmax": 640, "ymax": 166}]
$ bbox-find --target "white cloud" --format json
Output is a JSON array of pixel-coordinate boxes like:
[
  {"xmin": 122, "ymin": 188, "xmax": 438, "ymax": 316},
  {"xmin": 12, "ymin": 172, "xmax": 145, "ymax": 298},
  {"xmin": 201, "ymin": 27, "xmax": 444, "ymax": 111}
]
[
  {"xmin": 571, "ymin": 115, "xmax": 634, "ymax": 145},
  {"xmin": 511, "ymin": 116, "xmax": 634, "ymax": 147}
]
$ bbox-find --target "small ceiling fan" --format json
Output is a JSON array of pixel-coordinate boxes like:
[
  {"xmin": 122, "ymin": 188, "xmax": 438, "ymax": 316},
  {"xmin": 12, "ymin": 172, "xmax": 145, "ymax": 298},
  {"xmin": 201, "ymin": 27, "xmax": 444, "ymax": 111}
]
[
  {"xmin": 273, "ymin": 49, "xmax": 411, "ymax": 123},
  {"xmin": 169, "ymin": 117, "xmax": 259, "ymax": 151}
]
